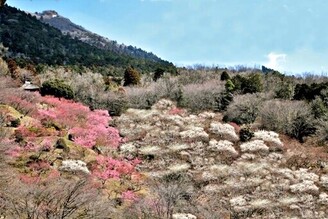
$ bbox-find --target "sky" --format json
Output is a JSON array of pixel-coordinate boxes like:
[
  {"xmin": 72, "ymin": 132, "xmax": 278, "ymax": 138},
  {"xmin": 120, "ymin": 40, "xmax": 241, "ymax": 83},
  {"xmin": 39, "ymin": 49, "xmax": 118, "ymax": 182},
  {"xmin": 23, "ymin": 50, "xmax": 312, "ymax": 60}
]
[{"xmin": 7, "ymin": 0, "xmax": 328, "ymax": 74}]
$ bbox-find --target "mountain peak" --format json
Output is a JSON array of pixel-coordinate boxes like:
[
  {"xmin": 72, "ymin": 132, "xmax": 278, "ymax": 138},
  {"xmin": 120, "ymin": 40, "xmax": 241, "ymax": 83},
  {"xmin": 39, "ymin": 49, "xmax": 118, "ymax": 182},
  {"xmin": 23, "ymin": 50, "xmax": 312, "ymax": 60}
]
[{"xmin": 36, "ymin": 10, "xmax": 59, "ymax": 19}]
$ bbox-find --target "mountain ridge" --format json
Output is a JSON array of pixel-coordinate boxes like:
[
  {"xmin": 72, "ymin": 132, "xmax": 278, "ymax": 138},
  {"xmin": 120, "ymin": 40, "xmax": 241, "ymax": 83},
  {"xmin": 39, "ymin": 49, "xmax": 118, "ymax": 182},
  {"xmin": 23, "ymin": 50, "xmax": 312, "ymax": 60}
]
[
  {"xmin": 32, "ymin": 10, "xmax": 164, "ymax": 63},
  {"xmin": 0, "ymin": 5, "xmax": 176, "ymax": 73}
]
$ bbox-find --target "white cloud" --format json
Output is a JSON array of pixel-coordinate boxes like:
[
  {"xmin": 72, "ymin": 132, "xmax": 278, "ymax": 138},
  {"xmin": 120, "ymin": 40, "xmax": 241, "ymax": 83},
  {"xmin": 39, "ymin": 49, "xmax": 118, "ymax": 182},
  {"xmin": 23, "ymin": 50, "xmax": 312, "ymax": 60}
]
[{"xmin": 266, "ymin": 52, "xmax": 286, "ymax": 70}]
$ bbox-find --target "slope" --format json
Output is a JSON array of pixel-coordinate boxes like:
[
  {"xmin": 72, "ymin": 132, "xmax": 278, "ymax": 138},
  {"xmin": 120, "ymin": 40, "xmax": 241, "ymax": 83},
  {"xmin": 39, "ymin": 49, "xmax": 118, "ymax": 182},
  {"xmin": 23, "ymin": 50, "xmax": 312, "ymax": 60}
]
[
  {"xmin": 34, "ymin": 10, "xmax": 165, "ymax": 63},
  {"xmin": 0, "ymin": 5, "xmax": 176, "ymax": 73}
]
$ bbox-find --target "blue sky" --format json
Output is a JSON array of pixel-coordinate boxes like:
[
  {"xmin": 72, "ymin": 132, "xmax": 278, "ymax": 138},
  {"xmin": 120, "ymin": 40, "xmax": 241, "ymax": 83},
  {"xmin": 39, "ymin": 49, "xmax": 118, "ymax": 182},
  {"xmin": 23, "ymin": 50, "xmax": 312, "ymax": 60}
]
[{"xmin": 8, "ymin": 0, "xmax": 328, "ymax": 74}]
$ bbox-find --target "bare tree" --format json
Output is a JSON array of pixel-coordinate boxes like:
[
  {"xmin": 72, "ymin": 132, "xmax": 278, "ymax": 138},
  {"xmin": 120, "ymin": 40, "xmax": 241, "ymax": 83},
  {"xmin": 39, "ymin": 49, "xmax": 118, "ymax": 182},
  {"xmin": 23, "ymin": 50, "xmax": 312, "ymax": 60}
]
[
  {"xmin": 2, "ymin": 178, "xmax": 114, "ymax": 219},
  {"xmin": 124, "ymin": 173, "xmax": 191, "ymax": 219}
]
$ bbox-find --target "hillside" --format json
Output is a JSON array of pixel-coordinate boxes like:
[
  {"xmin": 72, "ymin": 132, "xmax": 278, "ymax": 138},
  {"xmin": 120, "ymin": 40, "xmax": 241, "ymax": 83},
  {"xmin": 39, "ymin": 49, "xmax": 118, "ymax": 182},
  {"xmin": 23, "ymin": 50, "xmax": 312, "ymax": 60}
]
[
  {"xmin": 1, "ymin": 76, "xmax": 328, "ymax": 218},
  {"xmin": 1, "ymin": 1, "xmax": 328, "ymax": 218},
  {"xmin": 0, "ymin": 5, "xmax": 176, "ymax": 73},
  {"xmin": 33, "ymin": 10, "xmax": 165, "ymax": 63}
]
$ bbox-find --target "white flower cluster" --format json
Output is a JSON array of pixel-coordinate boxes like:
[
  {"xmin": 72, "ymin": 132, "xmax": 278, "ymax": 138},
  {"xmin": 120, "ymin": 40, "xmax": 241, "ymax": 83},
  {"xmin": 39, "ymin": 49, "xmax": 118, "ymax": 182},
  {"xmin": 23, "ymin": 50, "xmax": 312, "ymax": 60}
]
[
  {"xmin": 319, "ymin": 193, "xmax": 328, "ymax": 205},
  {"xmin": 240, "ymin": 140, "xmax": 269, "ymax": 153},
  {"xmin": 120, "ymin": 143, "xmax": 137, "ymax": 154},
  {"xmin": 290, "ymin": 180, "xmax": 319, "ymax": 194},
  {"xmin": 151, "ymin": 99, "xmax": 175, "ymax": 111},
  {"xmin": 180, "ymin": 126, "xmax": 209, "ymax": 141},
  {"xmin": 172, "ymin": 213, "xmax": 197, "ymax": 219},
  {"xmin": 249, "ymin": 199, "xmax": 272, "ymax": 209},
  {"xmin": 294, "ymin": 168, "xmax": 319, "ymax": 182},
  {"xmin": 209, "ymin": 122, "xmax": 239, "ymax": 142},
  {"xmin": 254, "ymin": 130, "xmax": 283, "ymax": 149},
  {"xmin": 139, "ymin": 146, "xmax": 161, "ymax": 155},
  {"xmin": 60, "ymin": 160, "xmax": 90, "ymax": 174},
  {"xmin": 209, "ymin": 139, "xmax": 238, "ymax": 156},
  {"xmin": 230, "ymin": 196, "xmax": 247, "ymax": 207},
  {"xmin": 320, "ymin": 174, "xmax": 328, "ymax": 188},
  {"xmin": 168, "ymin": 163, "xmax": 191, "ymax": 173},
  {"xmin": 198, "ymin": 111, "xmax": 216, "ymax": 119}
]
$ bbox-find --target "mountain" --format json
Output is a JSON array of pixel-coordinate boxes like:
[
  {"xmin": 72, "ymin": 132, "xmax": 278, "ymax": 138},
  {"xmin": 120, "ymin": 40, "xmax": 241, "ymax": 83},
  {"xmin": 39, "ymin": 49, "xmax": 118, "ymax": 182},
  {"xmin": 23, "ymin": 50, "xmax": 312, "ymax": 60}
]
[
  {"xmin": 0, "ymin": 5, "xmax": 176, "ymax": 73},
  {"xmin": 33, "ymin": 10, "xmax": 164, "ymax": 63}
]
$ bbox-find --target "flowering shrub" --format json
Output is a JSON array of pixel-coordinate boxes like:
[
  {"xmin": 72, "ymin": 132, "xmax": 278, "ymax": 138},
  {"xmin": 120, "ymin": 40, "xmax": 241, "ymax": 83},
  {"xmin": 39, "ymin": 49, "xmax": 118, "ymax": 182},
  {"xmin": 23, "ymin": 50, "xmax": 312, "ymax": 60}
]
[
  {"xmin": 38, "ymin": 96, "xmax": 122, "ymax": 148},
  {"xmin": 121, "ymin": 190, "xmax": 138, "ymax": 202},
  {"xmin": 92, "ymin": 155, "xmax": 140, "ymax": 183},
  {"xmin": 19, "ymin": 160, "xmax": 60, "ymax": 184},
  {"xmin": 60, "ymin": 160, "xmax": 90, "ymax": 174},
  {"xmin": 240, "ymin": 140, "xmax": 269, "ymax": 153},
  {"xmin": 40, "ymin": 138, "xmax": 53, "ymax": 151},
  {"xmin": 38, "ymin": 96, "xmax": 89, "ymax": 128},
  {"xmin": 2, "ymin": 94, "xmax": 37, "ymax": 116},
  {"xmin": 209, "ymin": 139, "xmax": 238, "ymax": 156},
  {"xmin": 168, "ymin": 107, "xmax": 185, "ymax": 115},
  {"xmin": 6, "ymin": 145, "xmax": 23, "ymax": 158},
  {"xmin": 209, "ymin": 122, "xmax": 239, "ymax": 142},
  {"xmin": 16, "ymin": 121, "xmax": 56, "ymax": 138},
  {"xmin": 253, "ymin": 130, "xmax": 283, "ymax": 148}
]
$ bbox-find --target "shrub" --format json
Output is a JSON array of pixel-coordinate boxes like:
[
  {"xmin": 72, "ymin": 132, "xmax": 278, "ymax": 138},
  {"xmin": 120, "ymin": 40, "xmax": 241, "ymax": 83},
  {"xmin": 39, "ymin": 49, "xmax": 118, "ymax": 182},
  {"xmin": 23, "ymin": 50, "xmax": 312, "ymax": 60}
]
[
  {"xmin": 10, "ymin": 118, "xmax": 21, "ymax": 127},
  {"xmin": 243, "ymin": 73, "xmax": 263, "ymax": 94},
  {"xmin": 105, "ymin": 95, "xmax": 128, "ymax": 116},
  {"xmin": 0, "ymin": 58, "xmax": 9, "ymax": 76},
  {"xmin": 289, "ymin": 114, "xmax": 316, "ymax": 143},
  {"xmin": 275, "ymin": 82, "xmax": 294, "ymax": 100},
  {"xmin": 220, "ymin": 71, "xmax": 230, "ymax": 81},
  {"xmin": 231, "ymin": 73, "xmax": 263, "ymax": 94},
  {"xmin": 225, "ymin": 79, "xmax": 235, "ymax": 92},
  {"xmin": 311, "ymin": 97, "xmax": 328, "ymax": 119},
  {"xmin": 55, "ymin": 138, "xmax": 69, "ymax": 152},
  {"xmin": 294, "ymin": 82, "xmax": 328, "ymax": 101},
  {"xmin": 316, "ymin": 119, "xmax": 328, "ymax": 145},
  {"xmin": 239, "ymin": 127, "xmax": 254, "ymax": 142},
  {"xmin": 182, "ymin": 80, "xmax": 224, "ymax": 112},
  {"xmin": 294, "ymin": 83, "xmax": 310, "ymax": 100},
  {"xmin": 0, "ymin": 89, "xmax": 38, "ymax": 115},
  {"xmin": 7, "ymin": 59, "xmax": 19, "ymax": 79},
  {"xmin": 258, "ymin": 100, "xmax": 316, "ymax": 142},
  {"xmin": 153, "ymin": 67, "xmax": 165, "ymax": 82},
  {"xmin": 215, "ymin": 91, "xmax": 233, "ymax": 111},
  {"xmin": 123, "ymin": 66, "xmax": 141, "ymax": 86},
  {"xmin": 177, "ymin": 69, "xmax": 216, "ymax": 85},
  {"xmin": 40, "ymin": 79, "xmax": 74, "ymax": 99},
  {"xmin": 39, "ymin": 96, "xmax": 122, "ymax": 148},
  {"xmin": 224, "ymin": 93, "xmax": 263, "ymax": 125},
  {"xmin": 231, "ymin": 75, "xmax": 245, "ymax": 92},
  {"xmin": 125, "ymin": 88, "xmax": 160, "ymax": 110}
]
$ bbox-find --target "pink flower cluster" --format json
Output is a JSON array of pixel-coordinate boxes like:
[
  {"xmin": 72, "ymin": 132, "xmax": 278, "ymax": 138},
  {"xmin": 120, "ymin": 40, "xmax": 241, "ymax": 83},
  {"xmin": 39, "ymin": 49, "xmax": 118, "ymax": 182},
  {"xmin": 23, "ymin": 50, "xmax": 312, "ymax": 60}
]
[
  {"xmin": 168, "ymin": 107, "xmax": 185, "ymax": 115},
  {"xmin": 92, "ymin": 155, "xmax": 140, "ymax": 181},
  {"xmin": 38, "ymin": 96, "xmax": 121, "ymax": 148}
]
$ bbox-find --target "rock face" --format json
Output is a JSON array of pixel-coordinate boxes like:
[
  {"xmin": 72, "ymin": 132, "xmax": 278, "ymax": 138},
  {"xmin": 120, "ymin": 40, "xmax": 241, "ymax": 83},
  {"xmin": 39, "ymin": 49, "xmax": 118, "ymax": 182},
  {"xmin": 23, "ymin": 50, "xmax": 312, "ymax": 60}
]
[{"xmin": 115, "ymin": 99, "xmax": 328, "ymax": 218}]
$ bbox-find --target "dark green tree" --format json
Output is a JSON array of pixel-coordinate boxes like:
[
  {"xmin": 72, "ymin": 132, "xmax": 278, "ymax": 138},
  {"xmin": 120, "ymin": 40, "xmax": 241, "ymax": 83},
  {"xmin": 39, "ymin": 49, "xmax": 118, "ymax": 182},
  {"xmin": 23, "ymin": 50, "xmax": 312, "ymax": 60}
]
[
  {"xmin": 225, "ymin": 79, "xmax": 235, "ymax": 92},
  {"xmin": 289, "ymin": 115, "xmax": 316, "ymax": 143},
  {"xmin": 243, "ymin": 73, "xmax": 263, "ymax": 94},
  {"xmin": 153, "ymin": 67, "xmax": 165, "ymax": 82},
  {"xmin": 123, "ymin": 66, "xmax": 141, "ymax": 86},
  {"xmin": 220, "ymin": 71, "xmax": 230, "ymax": 81},
  {"xmin": 41, "ymin": 79, "xmax": 74, "ymax": 99}
]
